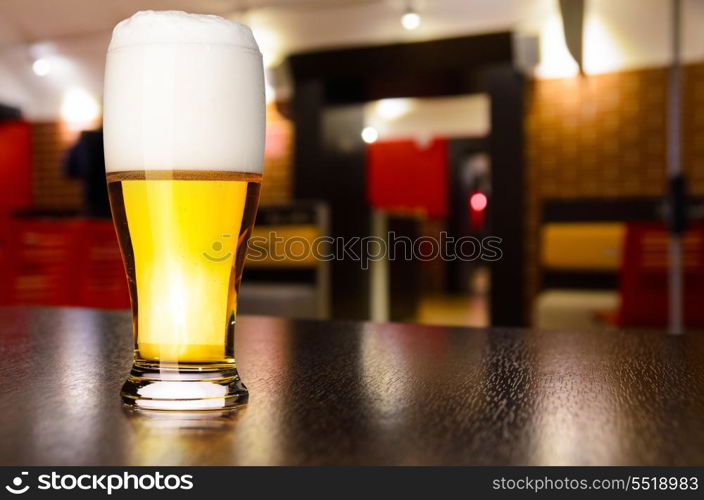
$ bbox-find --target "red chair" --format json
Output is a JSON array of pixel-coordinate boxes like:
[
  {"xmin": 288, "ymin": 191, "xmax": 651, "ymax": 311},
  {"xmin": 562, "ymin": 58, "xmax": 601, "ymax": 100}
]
[{"xmin": 618, "ymin": 222, "xmax": 704, "ymax": 328}]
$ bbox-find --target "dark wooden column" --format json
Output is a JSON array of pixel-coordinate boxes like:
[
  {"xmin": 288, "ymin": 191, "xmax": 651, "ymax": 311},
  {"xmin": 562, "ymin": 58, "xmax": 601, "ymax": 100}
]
[
  {"xmin": 487, "ymin": 65, "xmax": 526, "ymax": 327},
  {"xmin": 293, "ymin": 82, "xmax": 370, "ymax": 319}
]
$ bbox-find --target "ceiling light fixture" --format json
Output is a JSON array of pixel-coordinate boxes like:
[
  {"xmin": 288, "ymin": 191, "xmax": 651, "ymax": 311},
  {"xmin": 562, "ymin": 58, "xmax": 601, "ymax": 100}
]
[
  {"xmin": 401, "ymin": 4, "xmax": 421, "ymax": 31},
  {"xmin": 361, "ymin": 126, "xmax": 378, "ymax": 144},
  {"xmin": 61, "ymin": 88, "xmax": 100, "ymax": 129},
  {"xmin": 32, "ymin": 58, "xmax": 51, "ymax": 77}
]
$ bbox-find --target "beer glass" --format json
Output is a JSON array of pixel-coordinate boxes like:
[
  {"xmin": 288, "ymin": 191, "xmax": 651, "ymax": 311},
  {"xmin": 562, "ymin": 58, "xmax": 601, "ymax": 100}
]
[{"xmin": 103, "ymin": 11, "xmax": 264, "ymax": 410}]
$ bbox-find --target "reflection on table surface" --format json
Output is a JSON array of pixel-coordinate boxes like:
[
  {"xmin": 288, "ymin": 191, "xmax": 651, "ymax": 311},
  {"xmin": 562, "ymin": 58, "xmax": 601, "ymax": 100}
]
[{"xmin": 0, "ymin": 307, "xmax": 703, "ymax": 465}]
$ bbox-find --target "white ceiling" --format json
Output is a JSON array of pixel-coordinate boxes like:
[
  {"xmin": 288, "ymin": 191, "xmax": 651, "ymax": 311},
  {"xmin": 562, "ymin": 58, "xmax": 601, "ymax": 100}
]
[
  {"xmin": 0, "ymin": 0, "xmax": 531, "ymax": 52},
  {"xmin": 0, "ymin": 0, "xmax": 264, "ymax": 44},
  {"xmin": 1, "ymin": 0, "xmax": 704, "ymax": 119},
  {"xmin": 0, "ymin": 0, "xmax": 534, "ymax": 119},
  {"xmin": 2, "ymin": 0, "xmax": 704, "ymax": 62}
]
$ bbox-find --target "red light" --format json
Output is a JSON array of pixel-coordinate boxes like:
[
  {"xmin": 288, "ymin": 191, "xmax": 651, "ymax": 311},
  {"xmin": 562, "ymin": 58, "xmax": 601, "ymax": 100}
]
[{"xmin": 469, "ymin": 192, "xmax": 487, "ymax": 212}]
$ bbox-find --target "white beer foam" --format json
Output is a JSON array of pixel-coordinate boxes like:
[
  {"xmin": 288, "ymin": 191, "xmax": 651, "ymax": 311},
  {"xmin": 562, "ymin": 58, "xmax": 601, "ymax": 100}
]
[
  {"xmin": 104, "ymin": 11, "xmax": 265, "ymax": 173},
  {"xmin": 108, "ymin": 10, "xmax": 259, "ymax": 51}
]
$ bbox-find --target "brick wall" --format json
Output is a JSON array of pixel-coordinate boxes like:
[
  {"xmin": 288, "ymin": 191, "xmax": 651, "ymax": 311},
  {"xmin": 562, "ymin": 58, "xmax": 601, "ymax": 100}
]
[
  {"xmin": 260, "ymin": 102, "xmax": 293, "ymax": 205},
  {"xmin": 31, "ymin": 122, "xmax": 82, "ymax": 211},
  {"xmin": 525, "ymin": 64, "xmax": 704, "ymax": 322}
]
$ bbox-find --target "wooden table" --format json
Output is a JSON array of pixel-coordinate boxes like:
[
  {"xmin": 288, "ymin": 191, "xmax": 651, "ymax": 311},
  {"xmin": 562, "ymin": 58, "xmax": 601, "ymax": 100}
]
[{"xmin": 1, "ymin": 306, "xmax": 703, "ymax": 465}]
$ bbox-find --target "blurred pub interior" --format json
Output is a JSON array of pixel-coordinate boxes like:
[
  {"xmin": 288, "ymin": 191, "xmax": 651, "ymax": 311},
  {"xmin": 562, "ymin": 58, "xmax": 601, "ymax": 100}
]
[{"xmin": 0, "ymin": 0, "xmax": 703, "ymax": 331}]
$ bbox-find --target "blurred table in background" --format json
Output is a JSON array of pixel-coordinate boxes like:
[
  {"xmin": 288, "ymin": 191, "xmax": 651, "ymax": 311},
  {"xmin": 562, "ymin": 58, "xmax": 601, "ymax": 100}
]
[{"xmin": 1, "ymin": 306, "xmax": 704, "ymax": 465}]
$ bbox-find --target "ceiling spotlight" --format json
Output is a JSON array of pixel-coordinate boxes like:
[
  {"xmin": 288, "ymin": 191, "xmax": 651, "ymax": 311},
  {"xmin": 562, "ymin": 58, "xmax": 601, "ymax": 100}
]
[
  {"xmin": 401, "ymin": 9, "xmax": 421, "ymax": 31},
  {"xmin": 361, "ymin": 126, "xmax": 378, "ymax": 144},
  {"xmin": 61, "ymin": 88, "xmax": 100, "ymax": 128},
  {"xmin": 32, "ymin": 58, "xmax": 51, "ymax": 77}
]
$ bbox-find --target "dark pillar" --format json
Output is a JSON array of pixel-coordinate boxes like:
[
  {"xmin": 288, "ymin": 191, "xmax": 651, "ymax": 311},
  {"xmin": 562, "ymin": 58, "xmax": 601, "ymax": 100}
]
[
  {"xmin": 487, "ymin": 65, "xmax": 527, "ymax": 327},
  {"xmin": 293, "ymin": 82, "xmax": 370, "ymax": 319}
]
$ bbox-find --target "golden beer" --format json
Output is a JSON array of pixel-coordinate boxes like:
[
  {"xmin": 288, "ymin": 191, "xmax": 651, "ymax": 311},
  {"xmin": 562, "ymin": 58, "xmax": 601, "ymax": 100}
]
[
  {"xmin": 108, "ymin": 171, "xmax": 260, "ymax": 365},
  {"xmin": 104, "ymin": 11, "xmax": 265, "ymax": 410}
]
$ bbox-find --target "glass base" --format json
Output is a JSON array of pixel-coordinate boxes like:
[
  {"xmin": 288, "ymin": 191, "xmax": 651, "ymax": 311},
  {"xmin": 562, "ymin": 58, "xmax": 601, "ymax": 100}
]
[{"xmin": 121, "ymin": 363, "xmax": 248, "ymax": 411}]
